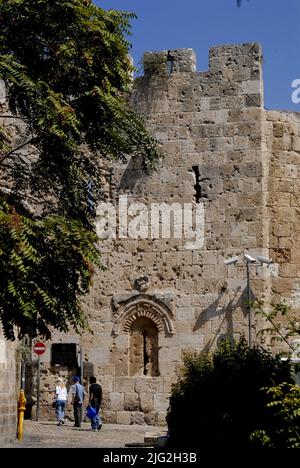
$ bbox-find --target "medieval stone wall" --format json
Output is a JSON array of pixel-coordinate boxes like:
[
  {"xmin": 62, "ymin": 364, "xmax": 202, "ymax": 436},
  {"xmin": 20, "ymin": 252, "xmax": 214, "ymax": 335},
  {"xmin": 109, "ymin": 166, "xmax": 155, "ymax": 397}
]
[
  {"xmin": 264, "ymin": 110, "xmax": 300, "ymax": 351},
  {"xmin": 4, "ymin": 43, "xmax": 299, "ymax": 427},
  {"xmin": 0, "ymin": 329, "xmax": 17, "ymax": 445}
]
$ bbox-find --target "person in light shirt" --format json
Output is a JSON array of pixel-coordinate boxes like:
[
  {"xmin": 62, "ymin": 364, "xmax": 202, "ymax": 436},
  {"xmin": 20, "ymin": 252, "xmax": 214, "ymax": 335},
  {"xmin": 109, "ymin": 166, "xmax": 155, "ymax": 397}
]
[{"xmin": 54, "ymin": 377, "xmax": 68, "ymax": 426}]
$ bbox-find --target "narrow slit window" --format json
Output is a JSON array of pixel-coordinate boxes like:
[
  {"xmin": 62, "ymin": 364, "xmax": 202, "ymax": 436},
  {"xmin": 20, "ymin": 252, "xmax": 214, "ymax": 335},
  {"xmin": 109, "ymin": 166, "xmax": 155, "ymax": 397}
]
[{"xmin": 191, "ymin": 166, "xmax": 210, "ymax": 202}]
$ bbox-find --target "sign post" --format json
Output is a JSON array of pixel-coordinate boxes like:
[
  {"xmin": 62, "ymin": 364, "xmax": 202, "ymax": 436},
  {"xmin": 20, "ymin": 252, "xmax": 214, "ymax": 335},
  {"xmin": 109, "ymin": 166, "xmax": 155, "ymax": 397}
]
[{"xmin": 33, "ymin": 342, "xmax": 46, "ymax": 421}]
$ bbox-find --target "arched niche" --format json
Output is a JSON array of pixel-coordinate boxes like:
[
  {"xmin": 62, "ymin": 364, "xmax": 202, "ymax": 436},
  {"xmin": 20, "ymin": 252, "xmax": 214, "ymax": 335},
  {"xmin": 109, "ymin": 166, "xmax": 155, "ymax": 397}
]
[{"xmin": 112, "ymin": 294, "xmax": 175, "ymax": 337}]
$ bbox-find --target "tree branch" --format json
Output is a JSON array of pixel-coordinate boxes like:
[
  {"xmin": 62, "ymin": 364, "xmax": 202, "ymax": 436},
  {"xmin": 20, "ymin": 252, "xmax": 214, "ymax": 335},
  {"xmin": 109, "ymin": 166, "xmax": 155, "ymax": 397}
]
[
  {"xmin": 0, "ymin": 138, "xmax": 35, "ymax": 166},
  {"xmin": 0, "ymin": 115, "xmax": 24, "ymax": 119}
]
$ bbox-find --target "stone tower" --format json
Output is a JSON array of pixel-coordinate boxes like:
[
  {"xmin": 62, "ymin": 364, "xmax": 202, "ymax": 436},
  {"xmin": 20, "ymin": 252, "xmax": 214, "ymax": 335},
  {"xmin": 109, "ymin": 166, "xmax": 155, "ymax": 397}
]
[{"xmin": 28, "ymin": 43, "xmax": 300, "ymax": 425}]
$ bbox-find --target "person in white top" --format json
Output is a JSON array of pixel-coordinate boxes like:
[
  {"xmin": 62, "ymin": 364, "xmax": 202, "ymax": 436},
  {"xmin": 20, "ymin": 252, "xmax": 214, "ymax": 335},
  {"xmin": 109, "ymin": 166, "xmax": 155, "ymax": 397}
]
[{"xmin": 54, "ymin": 377, "xmax": 68, "ymax": 426}]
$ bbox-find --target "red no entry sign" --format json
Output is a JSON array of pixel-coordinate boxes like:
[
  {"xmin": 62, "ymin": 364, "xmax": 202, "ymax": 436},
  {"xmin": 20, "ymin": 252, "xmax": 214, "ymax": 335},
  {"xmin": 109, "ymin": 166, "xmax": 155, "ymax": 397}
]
[{"xmin": 33, "ymin": 342, "xmax": 46, "ymax": 356}]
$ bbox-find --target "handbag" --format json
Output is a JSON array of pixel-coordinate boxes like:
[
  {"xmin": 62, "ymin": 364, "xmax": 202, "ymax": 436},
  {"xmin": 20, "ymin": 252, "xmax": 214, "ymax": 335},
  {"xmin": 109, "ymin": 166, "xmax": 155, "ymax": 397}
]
[
  {"xmin": 52, "ymin": 401, "xmax": 56, "ymax": 408},
  {"xmin": 86, "ymin": 405, "xmax": 97, "ymax": 419}
]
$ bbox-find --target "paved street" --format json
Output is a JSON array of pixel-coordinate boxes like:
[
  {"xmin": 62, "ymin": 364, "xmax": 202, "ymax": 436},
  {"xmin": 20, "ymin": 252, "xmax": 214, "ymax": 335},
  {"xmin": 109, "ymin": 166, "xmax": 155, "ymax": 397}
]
[{"xmin": 2, "ymin": 420, "xmax": 166, "ymax": 448}]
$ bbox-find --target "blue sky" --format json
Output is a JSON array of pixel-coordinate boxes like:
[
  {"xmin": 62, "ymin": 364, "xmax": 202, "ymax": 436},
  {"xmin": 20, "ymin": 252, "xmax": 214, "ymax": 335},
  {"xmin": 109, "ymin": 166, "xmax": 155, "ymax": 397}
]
[{"xmin": 99, "ymin": 0, "xmax": 300, "ymax": 112}]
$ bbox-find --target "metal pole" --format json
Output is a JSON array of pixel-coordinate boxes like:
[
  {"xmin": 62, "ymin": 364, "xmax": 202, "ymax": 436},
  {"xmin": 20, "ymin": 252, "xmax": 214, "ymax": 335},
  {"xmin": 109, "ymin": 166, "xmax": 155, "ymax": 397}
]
[
  {"xmin": 246, "ymin": 262, "xmax": 252, "ymax": 347},
  {"xmin": 36, "ymin": 355, "xmax": 40, "ymax": 421},
  {"xmin": 80, "ymin": 346, "xmax": 83, "ymax": 382},
  {"xmin": 80, "ymin": 346, "xmax": 83, "ymax": 422},
  {"xmin": 21, "ymin": 359, "xmax": 25, "ymax": 391}
]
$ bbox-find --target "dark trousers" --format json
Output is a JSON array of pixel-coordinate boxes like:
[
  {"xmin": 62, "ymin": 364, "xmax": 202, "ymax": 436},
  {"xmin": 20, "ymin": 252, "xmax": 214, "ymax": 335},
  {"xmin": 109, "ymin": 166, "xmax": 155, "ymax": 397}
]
[{"xmin": 73, "ymin": 403, "xmax": 82, "ymax": 427}]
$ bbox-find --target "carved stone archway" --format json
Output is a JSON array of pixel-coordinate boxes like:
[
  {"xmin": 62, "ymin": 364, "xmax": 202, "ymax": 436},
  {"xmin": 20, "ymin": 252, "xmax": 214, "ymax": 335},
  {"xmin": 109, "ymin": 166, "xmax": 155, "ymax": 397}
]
[{"xmin": 112, "ymin": 294, "xmax": 175, "ymax": 337}]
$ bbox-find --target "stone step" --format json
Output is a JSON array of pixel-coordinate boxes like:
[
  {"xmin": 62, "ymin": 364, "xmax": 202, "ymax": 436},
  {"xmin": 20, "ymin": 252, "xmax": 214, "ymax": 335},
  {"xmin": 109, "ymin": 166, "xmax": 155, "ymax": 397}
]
[{"xmin": 144, "ymin": 431, "xmax": 168, "ymax": 448}]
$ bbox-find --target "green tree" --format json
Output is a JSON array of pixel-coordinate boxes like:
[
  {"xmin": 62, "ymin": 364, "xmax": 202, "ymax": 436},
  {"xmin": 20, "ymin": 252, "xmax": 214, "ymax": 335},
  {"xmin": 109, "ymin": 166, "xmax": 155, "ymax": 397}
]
[
  {"xmin": 253, "ymin": 300, "xmax": 300, "ymax": 358},
  {"xmin": 250, "ymin": 383, "xmax": 300, "ymax": 448},
  {"xmin": 0, "ymin": 0, "xmax": 158, "ymax": 340},
  {"xmin": 166, "ymin": 337, "xmax": 293, "ymax": 449}
]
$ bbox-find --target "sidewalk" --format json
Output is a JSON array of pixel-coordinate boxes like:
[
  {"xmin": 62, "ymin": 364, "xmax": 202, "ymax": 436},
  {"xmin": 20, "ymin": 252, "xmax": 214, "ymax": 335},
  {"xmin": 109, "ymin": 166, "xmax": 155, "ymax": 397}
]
[{"xmin": 2, "ymin": 420, "xmax": 166, "ymax": 448}]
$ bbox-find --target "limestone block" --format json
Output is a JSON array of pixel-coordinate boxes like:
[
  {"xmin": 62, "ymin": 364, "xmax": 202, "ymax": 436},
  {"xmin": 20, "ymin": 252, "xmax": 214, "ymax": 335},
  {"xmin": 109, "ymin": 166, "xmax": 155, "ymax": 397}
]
[
  {"xmin": 273, "ymin": 222, "xmax": 291, "ymax": 237},
  {"xmin": 202, "ymin": 265, "xmax": 216, "ymax": 279},
  {"xmin": 157, "ymin": 413, "xmax": 167, "ymax": 426},
  {"xmin": 174, "ymin": 321, "xmax": 193, "ymax": 334},
  {"xmin": 245, "ymin": 94, "xmax": 263, "ymax": 107},
  {"xmin": 291, "ymin": 248, "xmax": 300, "ymax": 263},
  {"xmin": 199, "ymin": 97, "xmax": 210, "ymax": 111},
  {"xmin": 271, "ymin": 278, "xmax": 294, "ymax": 294},
  {"xmin": 177, "ymin": 295, "xmax": 192, "ymax": 307},
  {"xmin": 114, "ymin": 335, "xmax": 129, "ymax": 348},
  {"xmin": 159, "ymin": 346, "xmax": 181, "ymax": 364},
  {"xmin": 176, "ymin": 307, "xmax": 195, "ymax": 321},
  {"xmin": 144, "ymin": 412, "xmax": 158, "ymax": 426},
  {"xmin": 102, "ymin": 410, "xmax": 117, "ymax": 424},
  {"xmin": 95, "ymin": 375, "xmax": 113, "ymax": 392},
  {"xmin": 114, "ymin": 363, "xmax": 129, "ymax": 377},
  {"xmin": 163, "ymin": 377, "xmax": 176, "ymax": 394},
  {"xmin": 279, "ymin": 264, "xmax": 297, "ymax": 278},
  {"xmin": 113, "ymin": 377, "xmax": 135, "ymax": 393},
  {"xmin": 292, "ymin": 136, "xmax": 300, "ymax": 152},
  {"xmin": 131, "ymin": 411, "xmax": 146, "ymax": 425},
  {"xmin": 181, "ymin": 334, "xmax": 204, "ymax": 347},
  {"xmin": 154, "ymin": 393, "xmax": 170, "ymax": 414},
  {"xmin": 116, "ymin": 411, "xmax": 131, "ymax": 425},
  {"xmin": 110, "ymin": 392, "xmax": 124, "ymax": 411},
  {"xmin": 134, "ymin": 377, "xmax": 164, "ymax": 393},
  {"xmin": 273, "ymin": 123, "xmax": 285, "ymax": 137},
  {"xmin": 87, "ymin": 347, "xmax": 110, "ymax": 365},
  {"xmin": 278, "ymin": 237, "xmax": 294, "ymax": 249},
  {"xmin": 0, "ymin": 80, "xmax": 6, "ymax": 105},
  {"xmin": 240, "ymin": 80, "xmax": 262, "ymax": 95},
  {"xmin": 139, "ymin": 393, "xmax": 154, "ymax": 413},
  {"xmin": 124, "ymin": 392, "xmax": 139, "ymax": 411}
]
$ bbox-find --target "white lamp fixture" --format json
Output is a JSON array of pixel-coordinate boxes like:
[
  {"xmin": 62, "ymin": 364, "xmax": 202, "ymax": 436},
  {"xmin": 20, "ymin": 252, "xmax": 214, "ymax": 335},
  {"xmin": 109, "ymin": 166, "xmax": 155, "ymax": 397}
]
[
  {"xmin": 223, "ymin": 252, "xmax": 273, "ymax": 347},
  {"xmin": 257, "ymin": 255, "xmax": 273, "ymax": 265},
  {"xmin": 224, "ymin": 256, "xmax": 239, "ymax": 265},
  {"xmin": 244, "ymin": 253, "xmax": 256, "ymax": 263}
]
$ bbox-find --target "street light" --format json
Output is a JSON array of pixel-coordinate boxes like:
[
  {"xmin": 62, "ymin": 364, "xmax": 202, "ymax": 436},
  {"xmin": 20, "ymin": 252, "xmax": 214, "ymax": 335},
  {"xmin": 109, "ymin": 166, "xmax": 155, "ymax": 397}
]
[{"xmin": 224, "ymin": 253, "xmax": 273, "ymax": 347}]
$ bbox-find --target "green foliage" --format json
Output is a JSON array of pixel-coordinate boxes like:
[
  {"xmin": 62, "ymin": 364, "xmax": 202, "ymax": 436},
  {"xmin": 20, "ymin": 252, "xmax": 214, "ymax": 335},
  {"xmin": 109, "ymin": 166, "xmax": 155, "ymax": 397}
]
[
  {"xmin": 253, "ymin": 300, "xmax": 300, "ymax": 356},
  {"xmin": 0, "ymin": 198, "xmax": 101, "ymax": 339},
  {"xmin": 250, "ymin": 383, "xmax": 300, "ymax": 448},
  {"xmin": 167, "ymin": 337, "xmax": 293, "ymax": 448},
  {"xmin": 0, "ymin": 0, "xmax": 159, "ymax": 339}
]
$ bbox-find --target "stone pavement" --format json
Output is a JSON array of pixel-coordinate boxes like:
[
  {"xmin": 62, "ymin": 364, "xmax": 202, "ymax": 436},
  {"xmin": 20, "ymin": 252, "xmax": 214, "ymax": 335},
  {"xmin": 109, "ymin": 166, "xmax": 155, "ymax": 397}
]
[{"xmin": 1, "ymin": 420, "xmax": 166, "ymax": 448}]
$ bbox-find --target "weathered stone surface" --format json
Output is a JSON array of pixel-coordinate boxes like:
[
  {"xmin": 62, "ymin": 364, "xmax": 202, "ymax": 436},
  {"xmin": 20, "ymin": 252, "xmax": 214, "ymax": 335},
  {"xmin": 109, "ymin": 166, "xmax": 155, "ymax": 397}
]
[
  {"xmin": 116, "ymin": 411, "xmax": 131, "ymax": 425},
  {"xmin": 2, "ymin": 42, "xmax": 300, "ymax": 433},
  {"xmin": 124, "ymin": 393, "xmax": 139, "ymax": 411},
  {"xmin": 130, "ymin": 411, "xmax": 146, "ymax": 425},
  {"xmin": 0, "ymin": 330, "xmax": 17, "ymax": 445}
]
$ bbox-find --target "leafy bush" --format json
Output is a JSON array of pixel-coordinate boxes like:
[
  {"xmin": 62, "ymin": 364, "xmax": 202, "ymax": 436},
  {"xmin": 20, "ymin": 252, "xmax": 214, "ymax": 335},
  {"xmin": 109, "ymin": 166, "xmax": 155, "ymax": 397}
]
[
  {"xmin": 250, "ymin": 383, "xmax": 300, "ymax": 448},
  {"xmin": 166, "ymin": 338, "xmax": 293, "ymax": 448}
]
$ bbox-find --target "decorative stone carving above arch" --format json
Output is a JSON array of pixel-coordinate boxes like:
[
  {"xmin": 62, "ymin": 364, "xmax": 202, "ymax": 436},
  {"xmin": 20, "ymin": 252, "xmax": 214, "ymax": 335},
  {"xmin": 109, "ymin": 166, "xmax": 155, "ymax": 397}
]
[{"xmin": 112, "ymin": 294, "xmax": 175, "ymax": 337}]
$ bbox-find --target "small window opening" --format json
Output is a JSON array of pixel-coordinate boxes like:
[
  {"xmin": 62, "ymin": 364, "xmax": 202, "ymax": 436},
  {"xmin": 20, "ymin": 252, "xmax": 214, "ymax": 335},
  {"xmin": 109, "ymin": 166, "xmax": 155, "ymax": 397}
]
[
  {"xmin": 191, "ymin": 166, "xmax": 210, "ymax": 202},
  {"xmin": 129, "ymin": 317, "xmax": 159, "ymax": 377}
]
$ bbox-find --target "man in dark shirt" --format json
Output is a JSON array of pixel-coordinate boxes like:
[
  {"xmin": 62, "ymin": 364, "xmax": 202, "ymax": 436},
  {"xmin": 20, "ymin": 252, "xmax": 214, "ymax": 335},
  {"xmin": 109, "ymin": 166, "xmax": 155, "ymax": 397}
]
[{"xmin": 89, "ymin": 376, "xmax": 102, "ymax": 431}]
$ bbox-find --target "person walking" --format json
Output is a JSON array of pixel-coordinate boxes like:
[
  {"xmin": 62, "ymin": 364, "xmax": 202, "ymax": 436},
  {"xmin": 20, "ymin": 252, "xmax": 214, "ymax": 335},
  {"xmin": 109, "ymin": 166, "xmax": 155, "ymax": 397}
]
[
  {"xmin": 71, "ymin": 376, "xmax": 85, "ymax": 428},
  {"xmin": 88, "ymin": 376, "xmax": 102, "ymax": 431},
  {"xmin": 54, "ymin": 377, "xmax": 68, "ymax": 426}
]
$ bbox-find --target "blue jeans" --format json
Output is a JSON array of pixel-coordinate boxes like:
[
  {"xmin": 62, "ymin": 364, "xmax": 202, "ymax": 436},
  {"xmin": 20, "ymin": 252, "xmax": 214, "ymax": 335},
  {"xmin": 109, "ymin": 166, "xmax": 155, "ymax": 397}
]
[
  {"xmin": 56, "ymin": 400, "xmax": 66, "ymax": 422},
  {"xmin": 91, "ymin": 405, "xmax": 102, "ymax": 430}
]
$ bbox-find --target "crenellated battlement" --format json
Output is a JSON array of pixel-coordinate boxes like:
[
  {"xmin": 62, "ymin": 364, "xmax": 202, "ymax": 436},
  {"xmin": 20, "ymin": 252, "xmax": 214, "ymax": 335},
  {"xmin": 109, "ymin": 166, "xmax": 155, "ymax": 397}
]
[
  {"xmin": 142, "ymin": 42, "xmax": 262, "ymax": 78},
  {"xmin": 133, "ymin": 42, "xmax": 264, "ymax": 116},
  {"xmin": 143, "ymin": 48, "xmax": 197, "ymax": 75}
]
